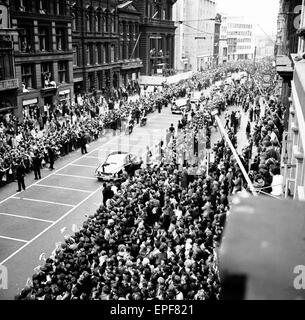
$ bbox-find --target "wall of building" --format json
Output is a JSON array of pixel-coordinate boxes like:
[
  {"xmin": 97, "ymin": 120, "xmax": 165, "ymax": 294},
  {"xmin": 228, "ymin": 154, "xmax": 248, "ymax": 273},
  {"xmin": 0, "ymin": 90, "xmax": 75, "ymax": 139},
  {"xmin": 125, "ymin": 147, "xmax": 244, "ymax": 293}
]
[
  {"xmin": 174, "ymin": 0, "xmax": 215, "ymax": 72},
  {"xmin": 0, "ymin": 1, "xmax": 19, "ymax": 121},
  {"xmin": 10, "ymin": 0, "xmax": 74, "ymax": 121},
  {"xmin": 173, "ymin": 0, "xmax": 189, "ymax": 71},
  {"xmin": 227, "ymin": 20, "xmax": 255, "ymax": 61},
  {"xmin": 219, "ymin": 16, "xmax": 228, "ymax": 65},
  {"xmin": 134, "ymin": 0, "xmax": 177, "ymax": 76},
  {"xmin": 279, "ymin": 0, "xmax": 305, "ymax": 201}
]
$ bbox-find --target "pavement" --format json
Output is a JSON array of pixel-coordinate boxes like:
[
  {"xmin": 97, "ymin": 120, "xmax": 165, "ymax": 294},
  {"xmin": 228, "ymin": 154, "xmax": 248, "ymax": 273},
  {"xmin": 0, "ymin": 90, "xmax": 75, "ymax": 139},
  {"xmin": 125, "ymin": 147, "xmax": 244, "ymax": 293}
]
[{"xmin": 0, "ymin": 106, "xmax": 180, "ymax": 300}]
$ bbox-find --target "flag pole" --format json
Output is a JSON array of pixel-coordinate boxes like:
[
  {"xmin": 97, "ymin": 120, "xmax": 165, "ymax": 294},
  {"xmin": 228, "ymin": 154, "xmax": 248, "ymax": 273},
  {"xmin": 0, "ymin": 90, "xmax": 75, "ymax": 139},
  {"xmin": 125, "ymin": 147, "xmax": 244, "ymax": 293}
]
[{"xmin": 129, "ymin": 32, "xmax": 142, "ymax": 60}]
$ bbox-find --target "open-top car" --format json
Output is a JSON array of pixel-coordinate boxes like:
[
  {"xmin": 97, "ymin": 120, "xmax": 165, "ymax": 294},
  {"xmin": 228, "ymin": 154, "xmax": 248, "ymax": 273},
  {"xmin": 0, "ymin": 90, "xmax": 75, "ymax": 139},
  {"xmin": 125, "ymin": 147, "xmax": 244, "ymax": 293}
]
[
  {"xmin": 95, "ymin": 151, "xmax": 142, "ymax": 181},
  {"xmin": 171, "ymin": 98, "xmax": 190, "ymax": 114}
]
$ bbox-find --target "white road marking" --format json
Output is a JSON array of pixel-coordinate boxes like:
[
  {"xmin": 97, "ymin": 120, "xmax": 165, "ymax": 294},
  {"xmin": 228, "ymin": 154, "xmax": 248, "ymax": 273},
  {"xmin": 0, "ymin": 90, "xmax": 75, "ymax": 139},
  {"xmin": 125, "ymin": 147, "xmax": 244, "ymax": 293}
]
[
  {"xmin": 54, "ymin": 173, "xmax": 97, "ymax": 180},
  {"xmin": 0, "ymin": 185, "xmax": 104, "ymax": 265},
  {"xmin": 0, "ymin": 235, "xmax": 28, "ymax": 243},
  {"xmin": 12, "ymin": 197, "xmax": 74, "ymax": 208},
  {"xmin": 35, "ymin": 184, "xmax": 92, "ymax": 193},
  {"xmin": 0, "ymin": 110, "xmax": 172, "ymax": 265},
  {"xmin": 68, "ymin": 164, "xmax": 97, "ymax": 169},
  {"xmin": 83, "ymin": 155, "xmax": 99, "ymax": 159},
  {"xmin": 0, "ymin": 212, "xmax": 54, "ymax": 224}
]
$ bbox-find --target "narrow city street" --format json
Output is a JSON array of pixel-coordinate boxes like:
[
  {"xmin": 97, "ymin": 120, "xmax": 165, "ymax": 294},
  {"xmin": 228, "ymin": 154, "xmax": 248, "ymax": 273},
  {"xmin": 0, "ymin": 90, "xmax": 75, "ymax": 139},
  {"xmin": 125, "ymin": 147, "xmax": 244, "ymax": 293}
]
[{"xmin": 0, "ymin": 107, "xmax": 180, "ymax": 299}]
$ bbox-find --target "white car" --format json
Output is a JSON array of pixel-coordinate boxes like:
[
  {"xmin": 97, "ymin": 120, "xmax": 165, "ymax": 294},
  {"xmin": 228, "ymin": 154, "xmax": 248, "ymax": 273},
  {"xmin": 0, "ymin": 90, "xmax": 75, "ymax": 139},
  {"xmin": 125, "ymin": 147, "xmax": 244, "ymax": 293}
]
[{"xmin": 95, "ymin": 151, "xmax": 142, "ymax": 181}]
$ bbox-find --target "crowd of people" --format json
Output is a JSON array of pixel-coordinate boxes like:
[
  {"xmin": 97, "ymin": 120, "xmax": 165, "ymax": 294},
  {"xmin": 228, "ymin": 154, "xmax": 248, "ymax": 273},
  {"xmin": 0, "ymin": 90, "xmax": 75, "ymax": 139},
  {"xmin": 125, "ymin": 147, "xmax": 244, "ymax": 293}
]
[
  {"xmin": 14, "ymin": 58, "xmax": 285, "ymax": 300},
  {"xmin": 0, "ymin": 62, "xmax": 244, "ymax": 189}
]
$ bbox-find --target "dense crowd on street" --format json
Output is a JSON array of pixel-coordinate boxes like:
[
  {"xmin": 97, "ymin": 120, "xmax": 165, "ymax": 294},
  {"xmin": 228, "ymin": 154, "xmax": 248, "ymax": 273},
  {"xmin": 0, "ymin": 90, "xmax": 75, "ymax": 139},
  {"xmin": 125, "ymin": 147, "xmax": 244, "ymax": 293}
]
[
  {"xmin": 13, "ymin": 58, "xmax": 285, "ymax": 300},
  {"xmin": 0, "ymin": 62, "xmax": 244, "ymax": 188}
]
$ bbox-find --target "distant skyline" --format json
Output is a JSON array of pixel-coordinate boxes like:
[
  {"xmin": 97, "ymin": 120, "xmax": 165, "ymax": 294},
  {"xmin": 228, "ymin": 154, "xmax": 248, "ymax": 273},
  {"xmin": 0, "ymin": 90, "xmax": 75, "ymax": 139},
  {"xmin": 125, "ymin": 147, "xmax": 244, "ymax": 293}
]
[{"xmin": 216, "ymin": 0, "xmax": 279, "ymax": 38}]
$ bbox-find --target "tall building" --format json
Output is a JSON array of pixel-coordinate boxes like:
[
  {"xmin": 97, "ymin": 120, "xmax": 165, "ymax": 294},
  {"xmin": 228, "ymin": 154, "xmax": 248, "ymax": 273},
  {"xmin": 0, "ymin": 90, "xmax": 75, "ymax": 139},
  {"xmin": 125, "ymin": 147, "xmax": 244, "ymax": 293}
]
[
  {"xmin": 213, "ymin": 13, "xmax": 222, "ymax": 67},
  {"xmin": 227, "ymin": 20, "xmax": 255, "ymax": 61},
  {"xmin": 172, "ymin": 0, "xmax": 187, "ymax": 71},
  {"xmin": 0, "ymin": 0, "xmax": 19, "ymax": 122},
  {"xmin": 133, "ymin": 0, "xmax": 177, "ymax": 76},
  {"xmin": 10, "ymin": 0, "xmax": 74, "ymax": 121},
  {"xmin": 218, "ymin": 15, "xmax": 228, "ymax": 64},
  {"xmin": 173, "ymin": 0, "xmax": 216, "ymax": 72}
]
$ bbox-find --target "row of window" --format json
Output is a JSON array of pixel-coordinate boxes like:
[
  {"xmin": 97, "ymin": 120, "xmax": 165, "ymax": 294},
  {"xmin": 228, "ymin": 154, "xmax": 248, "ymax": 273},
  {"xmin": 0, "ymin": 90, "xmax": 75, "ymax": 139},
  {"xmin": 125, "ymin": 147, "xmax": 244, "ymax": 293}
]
[
  {"xmin": 15, "ymin": 0, "xmax": 66, "ymax": 16},
  {"xmin": 227, "ymin": 31, "xmax": 252, "ymax": 36},
  {"xmin": 228, "ymin": 23, "xmax": 252, "ymax": 29},
  {"xmin": 145, "ymin": 1, "xmax": 172, "ymax": 20},
  {"xmin": 18, "ymin": 22, "xmax": 67, "ymax": 53},
  {"xmin": 237, "ymin": 38, "xmax": 252, "ymax": 43},
  {"xmin": 236, "ymin": 45, "xmax": 252, "ymax": 50},
  {"xmin": 72, "ymin": 11, "xmax": 118, "ymax": 34},
  {"xmin": 73, "ymin": 40, "xmax": 139, "ymax": 67},
  {"xmin": 21, "ymin": 61, "xmax": 68, "ymax": 90}
]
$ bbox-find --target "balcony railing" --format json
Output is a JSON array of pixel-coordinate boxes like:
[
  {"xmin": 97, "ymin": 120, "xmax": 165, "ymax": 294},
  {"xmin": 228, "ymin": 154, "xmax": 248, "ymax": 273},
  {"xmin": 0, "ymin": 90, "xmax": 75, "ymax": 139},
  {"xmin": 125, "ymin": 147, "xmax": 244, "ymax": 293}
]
[{"xmin": 0, "ymin": 79, "xmax": 19, "ymax": 91}]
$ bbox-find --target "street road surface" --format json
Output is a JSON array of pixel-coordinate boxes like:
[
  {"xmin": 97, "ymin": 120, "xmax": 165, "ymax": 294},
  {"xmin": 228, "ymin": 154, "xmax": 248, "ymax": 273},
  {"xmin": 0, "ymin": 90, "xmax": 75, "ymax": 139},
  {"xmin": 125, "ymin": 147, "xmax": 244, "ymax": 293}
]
[{"xmin": 0, "ymin": 107, "xmax": 179, "ymax": 299}]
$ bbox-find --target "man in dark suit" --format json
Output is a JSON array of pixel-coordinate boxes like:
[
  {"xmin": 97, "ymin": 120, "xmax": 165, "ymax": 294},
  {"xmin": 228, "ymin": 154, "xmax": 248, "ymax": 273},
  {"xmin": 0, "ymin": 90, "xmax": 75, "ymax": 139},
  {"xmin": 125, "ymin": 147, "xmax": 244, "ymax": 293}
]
[
  {"xmin": 47, "ymin": 144, "xmax": 55, "ymax": 170},
  {"xmin": 80, "ymin": 132, "xmax": 88, "ymax": 155},
  {"xmin": 102, "ymin": 183, "xmax": 114, "ymax": 206},
  {"xmin": 15, "ymin": 159, "xmax": 26, "ymax": 192},
  {"xmin": 32, "ymin": 151, "xmax": 42, "ymax": 180}
]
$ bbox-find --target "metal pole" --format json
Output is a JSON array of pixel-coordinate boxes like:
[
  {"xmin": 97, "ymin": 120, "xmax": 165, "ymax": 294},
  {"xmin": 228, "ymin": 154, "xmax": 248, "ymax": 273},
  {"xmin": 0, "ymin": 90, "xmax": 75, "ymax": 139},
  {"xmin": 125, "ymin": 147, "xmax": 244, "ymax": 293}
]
[{"xmin": 214, "ymin": 114, "xmax": 258, "ymax": 196}]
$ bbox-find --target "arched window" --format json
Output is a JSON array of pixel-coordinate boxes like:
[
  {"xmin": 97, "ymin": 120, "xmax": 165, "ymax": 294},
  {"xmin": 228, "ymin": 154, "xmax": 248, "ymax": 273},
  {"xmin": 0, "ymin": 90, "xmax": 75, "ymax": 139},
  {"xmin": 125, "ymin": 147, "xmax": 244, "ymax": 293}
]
[{"xmin": 95, "ymin": 14, "xmax": 101, "ymax": 33}]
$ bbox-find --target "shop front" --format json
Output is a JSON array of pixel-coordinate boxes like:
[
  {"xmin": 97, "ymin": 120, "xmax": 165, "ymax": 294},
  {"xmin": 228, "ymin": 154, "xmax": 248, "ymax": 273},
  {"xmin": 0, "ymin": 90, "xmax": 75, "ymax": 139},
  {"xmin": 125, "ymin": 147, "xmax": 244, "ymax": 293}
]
[
  {"xmin": 0, "ymin": 91, "xmax": 18, "ymax": 123},
  {"xmin": 59, "ymin": 89, "xmax": 71, "ymax": 105},
  {"xmin": 22, "ymin": 97, "xmax": 39, "ymax": 119},
  {"xmin": 120, "ymin": 59, "xmax": 142, "ymax": 87}
]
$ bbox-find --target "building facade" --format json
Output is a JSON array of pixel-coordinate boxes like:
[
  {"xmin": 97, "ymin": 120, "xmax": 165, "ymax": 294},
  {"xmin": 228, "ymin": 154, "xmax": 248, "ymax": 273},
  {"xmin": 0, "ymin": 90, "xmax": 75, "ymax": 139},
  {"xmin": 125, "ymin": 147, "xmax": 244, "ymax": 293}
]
[
  {"xmin": 172, "ymin": 0, "xmax": 188, "ymax": 71},
  {"xmin": 227, "ymin": 20, "xmax": 255, "ymax": 61},
  {"xmin": 0, "ymin": 0, "xmax": 19, "ymax": 122},
  {"xmin": 280, "ymin": 0, "xmax": 305, "ymax": 200},
  {"xmin": 71, "ymin": 0, "xmax": 142, "ymax": 97},
  {"xmin": 118, "ymin": 0, "xmax": 143, "ymax": 87},
  {"xmin": 218, "ymin": 15, "xmax": 228, "ymax": 65},
  {"xmin": 72, "ymin": 0, "xmax": 121, "ymax": 96},
  {"xmin": 133, "ymin": 0, "xmax": 177, "ymax": 76},
  {"xmin": 10, "ymin": 0, "xmax": 74, "ymax": 120},
  {"xmin": 173, "ymin": 0, "xmax": 215, "ymax": 72},
  {"xmin": 213, "ymin": 13, "xmax": 221, "ymax": 68}
]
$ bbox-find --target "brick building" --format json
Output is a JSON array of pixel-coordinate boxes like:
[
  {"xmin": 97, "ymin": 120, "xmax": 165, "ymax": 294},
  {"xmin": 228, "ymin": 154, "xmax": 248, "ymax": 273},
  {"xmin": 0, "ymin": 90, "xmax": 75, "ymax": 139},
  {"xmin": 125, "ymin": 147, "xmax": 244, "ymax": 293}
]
[
  {"xmin": 0, "ymin": 0, "xmax": 19, "ymax": 122},
  {"xmin": 71, "ymin": 0, "xmax": 142, "ymax": 97},
  {"xmin": 118, "ymin": 0, "xmax": 143, "ymax": 87},
  {"xmin": 133, "ymin": 0, "xmax": 177, "ymax": 76},
  {"xmin": 72, "ymin": 0, "xmax": 121, "ymax": 96},
  {"xmin": 10, "ymin": 0, "xmax": 74, "ymax": 120}
]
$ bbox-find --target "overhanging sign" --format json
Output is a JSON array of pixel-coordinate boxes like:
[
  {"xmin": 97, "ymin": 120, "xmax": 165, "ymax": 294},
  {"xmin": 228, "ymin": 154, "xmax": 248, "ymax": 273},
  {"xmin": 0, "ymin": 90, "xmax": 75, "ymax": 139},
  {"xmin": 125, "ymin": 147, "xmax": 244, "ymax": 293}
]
[{"xmin": 22, "ymin": 98, "xmax": 38, "ymax": 106}]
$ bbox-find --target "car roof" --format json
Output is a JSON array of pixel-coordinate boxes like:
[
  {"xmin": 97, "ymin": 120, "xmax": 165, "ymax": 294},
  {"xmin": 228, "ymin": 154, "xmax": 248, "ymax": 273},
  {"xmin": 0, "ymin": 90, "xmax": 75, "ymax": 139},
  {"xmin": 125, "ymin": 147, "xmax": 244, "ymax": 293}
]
[{"xmin": 106, "ymin": 152, "xmax": 136, "ymax": 162}]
